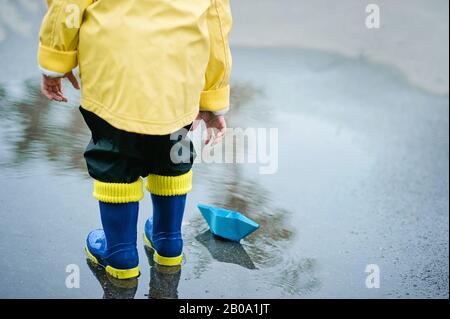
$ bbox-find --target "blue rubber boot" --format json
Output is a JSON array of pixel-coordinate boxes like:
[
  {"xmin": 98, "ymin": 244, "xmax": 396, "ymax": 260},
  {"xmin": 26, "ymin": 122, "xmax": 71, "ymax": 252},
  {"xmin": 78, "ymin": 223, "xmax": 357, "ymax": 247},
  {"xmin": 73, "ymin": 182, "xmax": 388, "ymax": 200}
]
[
  {"xmin": 86, "ymin": 202, "xmax": 140, "ymax": 279},
  {"xmin": 144, "ymin": 194, "xmax": 186, "ymax": 266}
]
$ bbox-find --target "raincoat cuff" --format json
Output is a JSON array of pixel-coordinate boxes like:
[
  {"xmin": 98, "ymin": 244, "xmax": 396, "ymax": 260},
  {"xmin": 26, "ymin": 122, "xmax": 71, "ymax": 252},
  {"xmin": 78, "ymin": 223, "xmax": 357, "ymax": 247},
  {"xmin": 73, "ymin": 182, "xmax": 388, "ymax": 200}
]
[
  {"xmin": 200, "ymin": 85, "xmax": 230, "ymax": 113},
  {"xmin": 38, "ymin": 44, "xmax": 78, "ymax": 75},
  {"xmin": 39, "ymin": 65, "xmax": 65, "ymax": 78},
  {"xmin": 213, "ymin": 107, "xmax": 229, "ymax": 116}
]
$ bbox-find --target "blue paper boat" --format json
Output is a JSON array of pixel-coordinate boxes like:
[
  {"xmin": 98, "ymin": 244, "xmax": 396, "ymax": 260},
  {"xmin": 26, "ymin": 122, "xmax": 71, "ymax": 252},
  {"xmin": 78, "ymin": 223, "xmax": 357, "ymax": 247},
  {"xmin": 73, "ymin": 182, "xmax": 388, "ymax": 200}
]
[{"xmin": 197, "ymin": 204, "xmax": 260, "ymax": 242}]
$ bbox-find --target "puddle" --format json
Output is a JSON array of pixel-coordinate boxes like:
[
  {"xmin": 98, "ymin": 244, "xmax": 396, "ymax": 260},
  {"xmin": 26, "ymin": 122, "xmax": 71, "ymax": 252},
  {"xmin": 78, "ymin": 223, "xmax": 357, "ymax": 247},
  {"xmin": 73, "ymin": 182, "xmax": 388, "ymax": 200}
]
[{"xmin": 0, "ymin": 5, "xmax": 448, "ymax": 298}]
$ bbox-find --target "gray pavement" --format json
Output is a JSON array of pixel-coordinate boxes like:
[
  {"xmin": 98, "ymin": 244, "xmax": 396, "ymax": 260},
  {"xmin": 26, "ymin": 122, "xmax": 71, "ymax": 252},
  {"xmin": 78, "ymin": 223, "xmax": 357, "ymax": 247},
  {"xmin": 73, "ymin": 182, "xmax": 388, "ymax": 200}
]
[{"xmin": 0, "ymin": 0, "xmax": 448, "ymax": 298}]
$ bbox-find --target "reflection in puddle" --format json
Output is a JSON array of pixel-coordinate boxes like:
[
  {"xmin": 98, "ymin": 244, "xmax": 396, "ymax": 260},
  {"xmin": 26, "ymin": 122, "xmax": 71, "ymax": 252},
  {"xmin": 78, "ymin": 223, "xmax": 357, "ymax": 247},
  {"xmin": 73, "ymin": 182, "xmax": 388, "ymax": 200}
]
[
  {"xmin": 0, "ymin": 78, "xmax": 320, "ymax": 297},
  {"xmin": 86, "ymin": 260, "xmax": 138, "ymax": 299},
  {"xmin": 0, "ymin": 81, "xmax": 89, "ymax": 173},
  {"xmin": 187, "ymin": 83, "xmax": 320, "ymax": 296},
  {"xmin": 185, "ymin": 169, "xmax": 321, "ymax": 296},
  {"xmin": 86, "ymin": 246, "xmax": 183, "ymax": 299},
  {"xmin": 195, "ymin": 230, "xmax": 257, "ymax": 270},
  {"xmin": 145, "ymin": 247, "xmax": 182, "ymax": 299}
]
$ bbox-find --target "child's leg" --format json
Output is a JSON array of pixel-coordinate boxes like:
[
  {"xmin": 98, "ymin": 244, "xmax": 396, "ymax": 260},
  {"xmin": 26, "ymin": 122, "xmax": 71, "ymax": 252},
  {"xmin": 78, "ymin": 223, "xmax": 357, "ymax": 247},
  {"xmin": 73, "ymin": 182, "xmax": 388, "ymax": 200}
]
[
  {"xmin": 80, "ymin": 107, "xmax": 146, "ymax": 279},
  {"xmin": 148, "ymin": 263, "xmax": 182, "ymax": 299},
  {"xmin": 144, "ymin": 172, "xmax": 192, "ymax": 266},
  {"xmin": 150, "ymin": 193, "xmax": 186, "ymax": 258},
  {"xmin": 143, "ymin": 126, "xmax": 195, "ymax": 266},
  {"xmin": 85, "ymin": 181, "xmax": 142, "ymax": 279}
]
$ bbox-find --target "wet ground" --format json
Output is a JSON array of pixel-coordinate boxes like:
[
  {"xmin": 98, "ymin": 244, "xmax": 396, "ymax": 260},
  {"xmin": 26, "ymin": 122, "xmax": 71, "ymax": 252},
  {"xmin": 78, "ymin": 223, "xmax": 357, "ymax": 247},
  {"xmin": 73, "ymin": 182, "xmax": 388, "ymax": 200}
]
[{"xmin": 0, "ymin": 1, "xmax": 448, "ymax": 299}]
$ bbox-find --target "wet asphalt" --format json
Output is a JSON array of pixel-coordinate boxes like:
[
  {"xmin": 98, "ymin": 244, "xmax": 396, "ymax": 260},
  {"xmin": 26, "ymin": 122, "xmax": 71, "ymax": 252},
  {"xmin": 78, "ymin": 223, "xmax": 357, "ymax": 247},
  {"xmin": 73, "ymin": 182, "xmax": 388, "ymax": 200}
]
[{"xmin": 0, "ymin": 1, "xmax": 448, "ymax": 298}]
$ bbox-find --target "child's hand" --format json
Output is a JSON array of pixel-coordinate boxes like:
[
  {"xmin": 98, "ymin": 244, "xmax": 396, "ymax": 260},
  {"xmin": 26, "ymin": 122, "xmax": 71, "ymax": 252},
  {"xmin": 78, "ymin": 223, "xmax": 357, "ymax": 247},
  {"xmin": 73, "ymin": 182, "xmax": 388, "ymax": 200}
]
[
  {"xmin": 193, "ymin": 111, "xmax": 227, "ymax": 145},
  {"xmin": 41, "ymin": 71, "xmax": 80, "ymax": 102}
]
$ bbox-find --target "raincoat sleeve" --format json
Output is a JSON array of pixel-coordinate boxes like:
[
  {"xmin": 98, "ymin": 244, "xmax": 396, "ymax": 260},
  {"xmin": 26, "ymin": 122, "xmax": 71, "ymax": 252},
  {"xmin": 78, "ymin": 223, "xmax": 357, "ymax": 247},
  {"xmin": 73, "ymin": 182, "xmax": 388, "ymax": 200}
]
[
  {"xmin": 200, "ymin": 0, "xmax": 233, "ymax": 114},
  {"xmin": 38, "ymin": 0, "xmax": 93, "ymax": 75}
]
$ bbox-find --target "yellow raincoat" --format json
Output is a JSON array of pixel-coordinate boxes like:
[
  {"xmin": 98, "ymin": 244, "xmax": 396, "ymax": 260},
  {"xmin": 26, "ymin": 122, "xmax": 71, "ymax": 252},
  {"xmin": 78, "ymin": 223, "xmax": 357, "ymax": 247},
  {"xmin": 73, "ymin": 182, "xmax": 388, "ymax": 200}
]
[{"xmin": 38, "ymin": 0, "xmax": 232, "ymax": 135}]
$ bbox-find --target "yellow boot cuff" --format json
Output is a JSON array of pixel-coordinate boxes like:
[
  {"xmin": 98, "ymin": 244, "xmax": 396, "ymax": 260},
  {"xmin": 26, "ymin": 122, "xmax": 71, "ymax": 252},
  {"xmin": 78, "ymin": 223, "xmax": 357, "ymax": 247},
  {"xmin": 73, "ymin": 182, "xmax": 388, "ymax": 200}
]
[
  {"xmin": 93, "ymin": 178, "xmax": 144, "ymax": 203},
  {"xmin": 146, "ymin": 171, "xmax": 193, "ymax": 196}
]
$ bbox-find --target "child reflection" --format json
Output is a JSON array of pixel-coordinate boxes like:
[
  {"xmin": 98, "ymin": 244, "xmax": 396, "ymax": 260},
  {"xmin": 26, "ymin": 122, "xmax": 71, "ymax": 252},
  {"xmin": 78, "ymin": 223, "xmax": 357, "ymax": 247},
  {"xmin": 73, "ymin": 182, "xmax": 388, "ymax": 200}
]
[
  {"xmin": 146, "ymin": 246, "xmax": 182, "ymax": 299},
  {"xmin": 86, "ymin": 247, "xmax": 182, "ymax": 299},
  {"xmin": 86, "ymin": 260, "xmax": 138, "ymax": 299}
]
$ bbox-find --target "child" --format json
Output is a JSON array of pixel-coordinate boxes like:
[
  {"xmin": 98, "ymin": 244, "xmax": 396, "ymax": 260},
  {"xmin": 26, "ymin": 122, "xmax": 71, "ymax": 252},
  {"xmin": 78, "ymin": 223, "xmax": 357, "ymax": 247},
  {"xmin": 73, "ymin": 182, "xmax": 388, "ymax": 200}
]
[{"xmin": 38, "ymin": 0, "xmax": 232, "ymax": 279}]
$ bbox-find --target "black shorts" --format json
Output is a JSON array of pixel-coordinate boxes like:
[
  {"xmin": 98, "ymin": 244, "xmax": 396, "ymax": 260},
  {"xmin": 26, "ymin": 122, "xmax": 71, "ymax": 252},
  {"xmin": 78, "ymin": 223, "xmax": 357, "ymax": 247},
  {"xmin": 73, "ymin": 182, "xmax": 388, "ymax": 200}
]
[{"xmin": 80, "ymin": 107, "xmax": 196, "ymax": 184}]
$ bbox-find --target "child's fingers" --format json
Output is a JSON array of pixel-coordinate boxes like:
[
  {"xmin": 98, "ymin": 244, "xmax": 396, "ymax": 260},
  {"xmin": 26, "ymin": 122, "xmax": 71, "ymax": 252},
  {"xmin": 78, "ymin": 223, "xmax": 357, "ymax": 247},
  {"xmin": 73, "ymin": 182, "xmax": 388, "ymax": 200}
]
[
  {"xmin": 205, "ymin": 127, "xmax": 217, "ymax": 145},
  {"xmin": 66, "ymin": 72, "xmax": 80, "ymax": 90},
  {"xmin": 217, "ymin": 129, "xmax": 225, "ymax": 139},
  {"xmin": 190, "ymin": 118, "xmax": 201, "ymax": 131},
  {"xmin": 204, "ymin": 128, "xmax": 211, "ymax": 145},
  {"xmin": 44, "ymin": 85, "xmax": 64, "ymax": 102},
  {"xmin": 50, "ymin": 83, "xmax": 64, "ymax": 99},
  {"xmin": 211, "ymin": 129, "xmax": 225, "ymax": 145},
  {"xmin": 41, "ymin": 87, "xmax": 54, "ymax": 100},
  {"xmin": 52, "ymin": 91, "xmax": 64, "ymax": 102},
  {"xmin": 56, "ymin": 92, "xmax": 68, "ymax": 102},
  {"xmin": 52, "ymin": 85, "xmax": 67, "ymax": 102},
  {"xmin": 51, "ymin": 93, "xmax": 63, "ymax": 102},
  {"xmin": 55, "ymin": 86, "xmax": 68, "ymax": 102},
  {"xmin": 41, "ymin": 76, "xmax": 65, "ymax": 102},
  {"xmin": 41, "ymin": 82, "xmax": 58, "ymax": 101}
]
